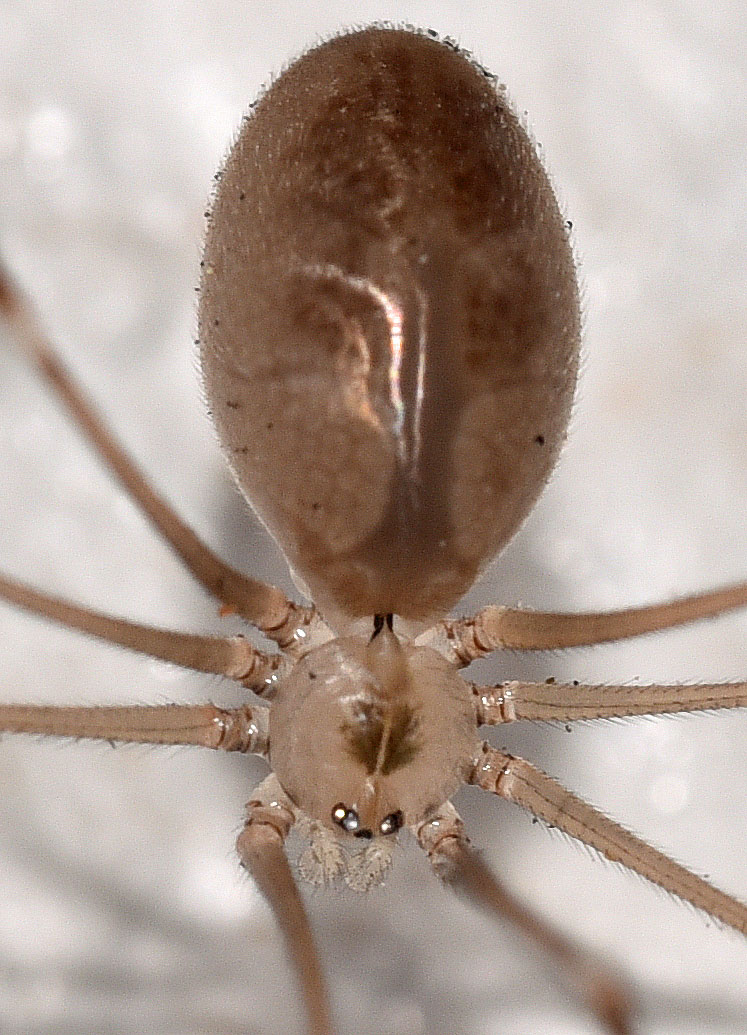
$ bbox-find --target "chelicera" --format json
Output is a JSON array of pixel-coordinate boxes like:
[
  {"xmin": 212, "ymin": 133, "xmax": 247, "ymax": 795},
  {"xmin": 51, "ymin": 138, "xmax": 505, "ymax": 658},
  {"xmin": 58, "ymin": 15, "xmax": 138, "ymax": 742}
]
[{"xmin": 0, "ymin": 24, "xmax": 745, "ymax": 1035}]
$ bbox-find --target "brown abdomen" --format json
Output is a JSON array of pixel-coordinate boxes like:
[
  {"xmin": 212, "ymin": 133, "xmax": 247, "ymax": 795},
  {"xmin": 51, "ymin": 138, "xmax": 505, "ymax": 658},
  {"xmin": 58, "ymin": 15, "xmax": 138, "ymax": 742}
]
[{"xmin": 199, "ymin": 27, "xmax": 580, "ymax": 630}]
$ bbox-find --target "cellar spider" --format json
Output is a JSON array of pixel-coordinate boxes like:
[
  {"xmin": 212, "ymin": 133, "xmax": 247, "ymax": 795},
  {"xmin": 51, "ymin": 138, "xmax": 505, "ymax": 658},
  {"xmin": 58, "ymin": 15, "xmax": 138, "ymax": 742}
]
[{"xmin": 1, "ymin": 19, "xmax": 746, "ymax": 1035}]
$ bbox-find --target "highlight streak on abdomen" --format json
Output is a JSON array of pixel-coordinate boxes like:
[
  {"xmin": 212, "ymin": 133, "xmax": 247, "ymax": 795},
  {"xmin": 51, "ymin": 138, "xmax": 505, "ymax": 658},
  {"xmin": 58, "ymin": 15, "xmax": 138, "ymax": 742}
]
[{"xmin": 303, "ymin": 263, "xmax": 418, "ymax": 471}]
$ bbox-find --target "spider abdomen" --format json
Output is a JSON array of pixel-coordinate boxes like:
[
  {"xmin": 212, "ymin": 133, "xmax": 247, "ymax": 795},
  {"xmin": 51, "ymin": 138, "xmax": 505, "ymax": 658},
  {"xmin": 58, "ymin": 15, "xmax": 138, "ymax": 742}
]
[{"xmin": 199, "ymin": 26, "xmax": 580, "ymax": 629}]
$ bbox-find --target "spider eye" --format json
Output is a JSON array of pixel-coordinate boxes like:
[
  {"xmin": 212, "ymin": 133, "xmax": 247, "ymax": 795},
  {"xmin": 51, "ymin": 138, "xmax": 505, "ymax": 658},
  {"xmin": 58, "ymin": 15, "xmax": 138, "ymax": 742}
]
[
  {"xmin": 332, "ymin": 803, "xmax": 360, "ymax": 833},
  {"xmin": 379, "ymin": 810, "xmax": 403, "ymax": 836}
]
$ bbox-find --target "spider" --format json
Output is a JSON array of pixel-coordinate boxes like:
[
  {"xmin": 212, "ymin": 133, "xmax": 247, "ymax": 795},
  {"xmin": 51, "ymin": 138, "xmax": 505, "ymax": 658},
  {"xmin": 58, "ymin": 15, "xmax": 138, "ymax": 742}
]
[{"xmin": 1, "ymin": 21, "xmax": 745, "ymax": 1035}]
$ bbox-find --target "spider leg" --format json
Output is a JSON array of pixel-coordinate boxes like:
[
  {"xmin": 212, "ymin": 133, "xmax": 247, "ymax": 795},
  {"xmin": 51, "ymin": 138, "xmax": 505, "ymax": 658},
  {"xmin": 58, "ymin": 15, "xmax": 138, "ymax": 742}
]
[
  {"xmin": 0, "ymin": 701, "xmax": 269, "ymax": 752},
  {"xmin": 0, "ymin": 258, "xmax": 319, "ymax": 648},
  {"xmin": 236, "ymin": 775, "xmax": 335, "ymax": 1035},
  {"xmin": 415, "ymin": 800, "xmax": 634, "ymax": 1035},
  {"xmin": 472, "ymin": 743, "xmax": 747, "ymax": 933},
  {"xmin": 427, "ymin": 581, "xmax": 747, "ymax": 663},
  {"xmin": 472, "ymin": 678, "xmax": 747, "ymax": 723},
  {"xmin": 0, "ymin": 571, "xmax": 281, "ymax": 690}
]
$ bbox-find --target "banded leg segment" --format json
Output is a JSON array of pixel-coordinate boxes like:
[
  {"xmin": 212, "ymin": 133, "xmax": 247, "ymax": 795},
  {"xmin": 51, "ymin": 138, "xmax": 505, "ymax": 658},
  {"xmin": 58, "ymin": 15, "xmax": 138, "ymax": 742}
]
[
  {"xmin": 0, "ymin": 258, "xmax": 313, "ymax": 646},
  {"xmin": 0, "ymin": 702, "xmax": 269, "ymax": 753},
  {"xmin": 416, "ymin": 802, "xmax": 633, "ymax": 1035},
  {"xmin": 441, "ymin": 581, "xmax": 747, "ymax": 663},
  {"xmin": 472, "ymin": 744, "xmax": 747, "ymax": 934},
  {"xmin": 237, "ymin": 776, "xmax": 334, "ymax": 1035},
  {"xmin": 473, "ymin": 679, "xmax": 747, "ymax": 724},
  {"xmin": 0, "ymin": 571, "xmax": 281, "ymax": 691}
]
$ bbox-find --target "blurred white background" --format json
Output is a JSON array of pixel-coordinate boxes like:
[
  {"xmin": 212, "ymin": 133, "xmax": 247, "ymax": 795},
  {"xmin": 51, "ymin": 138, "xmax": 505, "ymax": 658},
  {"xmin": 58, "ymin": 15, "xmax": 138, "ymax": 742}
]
[{"xmin": 0, "ymin": 2, "xmax": 745, "ymax": 1033}]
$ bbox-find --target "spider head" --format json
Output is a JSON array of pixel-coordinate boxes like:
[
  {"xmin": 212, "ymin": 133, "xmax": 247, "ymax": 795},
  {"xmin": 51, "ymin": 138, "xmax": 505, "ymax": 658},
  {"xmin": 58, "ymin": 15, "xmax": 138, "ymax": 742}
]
[{"xmin": 268, "ymin": 622, "xmax": 478, "ymax": 837}]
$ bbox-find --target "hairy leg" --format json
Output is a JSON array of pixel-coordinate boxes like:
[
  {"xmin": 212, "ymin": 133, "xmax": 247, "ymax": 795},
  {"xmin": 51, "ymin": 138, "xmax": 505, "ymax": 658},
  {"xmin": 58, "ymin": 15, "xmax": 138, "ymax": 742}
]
[
  {"xmin": 236, "ymin": 775, "xmax": 335, "ymax": 1035},
  {"xmin": 0, "ymin": 258, "xmax": 317, "ymax": 646},
  {"xmin": 472, "ymin": 678, "xmax": 747, "ymax": 723},
  {"xmin": 416, "ymin": 801, "xmax": 633, "ymax": 1035},
  {"xmin": 472, "ymin": 743, "xmax": 747, "ymax": 933},
  {"xmin": 0, "ymin": 701, "xmax": 269, "ymax": 753},
  {"xmin": 426, "ymin": 581, "xmax": 747, "ymax": 663},
  {"xmin": 0, "ymin": 570, "xmax": 281, "ymax": 690}
]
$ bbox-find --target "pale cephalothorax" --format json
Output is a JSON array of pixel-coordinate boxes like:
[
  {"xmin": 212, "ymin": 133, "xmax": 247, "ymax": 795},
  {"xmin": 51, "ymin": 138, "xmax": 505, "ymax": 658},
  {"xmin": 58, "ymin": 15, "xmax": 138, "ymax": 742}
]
[
  {"xmin": 269, "ymin": 619, "xmax": 479, "ymax": 885},
  {"xmin": 0, "ymin": 21, "xmax": 745, "ymax": 1035}
]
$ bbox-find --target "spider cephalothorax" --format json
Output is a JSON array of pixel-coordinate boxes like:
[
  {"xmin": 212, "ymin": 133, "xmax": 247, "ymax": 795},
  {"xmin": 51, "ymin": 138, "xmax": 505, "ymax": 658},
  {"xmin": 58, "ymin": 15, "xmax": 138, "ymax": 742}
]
[{"xmin": 269, "ymin": 620, "xmax": 478, "ymax": 847}]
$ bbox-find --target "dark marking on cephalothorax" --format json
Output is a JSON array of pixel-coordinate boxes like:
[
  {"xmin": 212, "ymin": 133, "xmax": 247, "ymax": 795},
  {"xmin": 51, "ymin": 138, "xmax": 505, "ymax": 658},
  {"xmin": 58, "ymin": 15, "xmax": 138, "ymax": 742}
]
[
  {"xmin": 370, "ymin": 613, "xmax": 394, "ymax": 640},
  {"xmin": 342, "ymin": 699, "xmax": 421, "ymax": 775}
]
